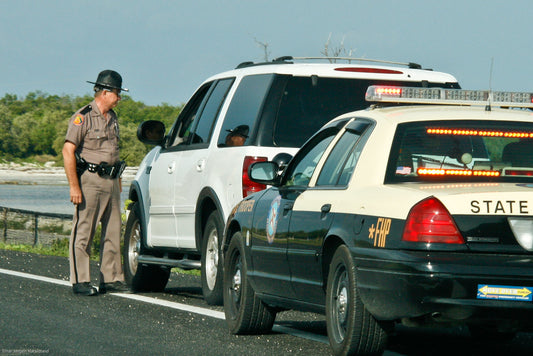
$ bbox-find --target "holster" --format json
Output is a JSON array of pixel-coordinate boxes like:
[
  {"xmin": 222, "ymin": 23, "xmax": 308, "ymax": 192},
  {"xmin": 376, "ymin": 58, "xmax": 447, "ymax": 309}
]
[
  {"xmin": 75, "ymin": 152, "xmax": 88, "ymax": 176},
  {"xmin": 75, "ymin": 152, "xmax": 126, "ymax": 179}
]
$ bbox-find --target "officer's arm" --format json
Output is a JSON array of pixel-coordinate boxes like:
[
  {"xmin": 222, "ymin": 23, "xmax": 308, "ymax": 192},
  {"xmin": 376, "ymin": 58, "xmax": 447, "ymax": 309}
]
[{"xmin": 62, "ymin": 141, "xmax": 83, "ymax": 205}]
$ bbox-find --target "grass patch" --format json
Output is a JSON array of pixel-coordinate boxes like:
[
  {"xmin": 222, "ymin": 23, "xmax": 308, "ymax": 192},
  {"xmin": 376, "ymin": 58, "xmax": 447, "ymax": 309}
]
[
  {"xmin": 0, "ymin": 238, "xmax": 69, "ymax": 258},
  {"xmin": 0, "ymin": 241, "xmax": 202, "ymax": 276},
  {"xmin": 171, "ymin": 268, "xmax": 201, "ymax": 276}
]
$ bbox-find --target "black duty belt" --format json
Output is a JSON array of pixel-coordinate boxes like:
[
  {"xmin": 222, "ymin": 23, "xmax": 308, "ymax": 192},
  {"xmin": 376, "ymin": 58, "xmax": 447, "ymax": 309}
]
[{"xmin": 77, "ymin": 159, "xmax": 126, "ymax": 179}]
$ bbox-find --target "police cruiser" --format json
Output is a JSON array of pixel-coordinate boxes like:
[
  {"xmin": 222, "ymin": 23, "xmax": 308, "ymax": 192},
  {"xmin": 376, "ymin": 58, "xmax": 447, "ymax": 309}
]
[{"xmin": 222, "ymin": 86, "xmax": 533, "ymax": 355}]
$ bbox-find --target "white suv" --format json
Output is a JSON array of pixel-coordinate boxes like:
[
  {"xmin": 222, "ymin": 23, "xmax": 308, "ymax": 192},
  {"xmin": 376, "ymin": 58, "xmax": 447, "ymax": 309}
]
[{"xmin": 123, "ymin": 56, "xmax": 460, "ymax": 305}]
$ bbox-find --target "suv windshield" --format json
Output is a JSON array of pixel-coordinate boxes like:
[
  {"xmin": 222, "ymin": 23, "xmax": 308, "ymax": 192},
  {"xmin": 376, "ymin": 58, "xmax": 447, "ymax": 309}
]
[{"xmin": 386, "ymin": 119, "xmax": 533, "ymax": 183}]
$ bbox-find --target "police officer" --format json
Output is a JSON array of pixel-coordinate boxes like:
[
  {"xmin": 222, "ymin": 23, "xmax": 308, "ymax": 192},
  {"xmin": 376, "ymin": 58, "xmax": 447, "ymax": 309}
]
[{"xmin": 63, "ymin": 70, "xmax": 130, "ymax": 296}]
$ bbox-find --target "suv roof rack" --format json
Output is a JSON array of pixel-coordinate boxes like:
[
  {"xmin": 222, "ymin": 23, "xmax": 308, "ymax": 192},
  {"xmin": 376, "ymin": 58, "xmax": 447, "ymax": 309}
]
[
  {"xmin": 236, "ymin": 56, "xmax": 423, "ymax": 70},
  {"xmin": 281, "ymin": 56, "xmax": 423, "ymax": 69}
]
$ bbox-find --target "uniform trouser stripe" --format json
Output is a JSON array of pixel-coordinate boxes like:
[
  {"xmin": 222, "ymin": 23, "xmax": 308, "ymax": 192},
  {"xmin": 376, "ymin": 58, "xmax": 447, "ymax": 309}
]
[{"xmin": 71, "ymin": 206, "xmax": 80, "ymax": 284}]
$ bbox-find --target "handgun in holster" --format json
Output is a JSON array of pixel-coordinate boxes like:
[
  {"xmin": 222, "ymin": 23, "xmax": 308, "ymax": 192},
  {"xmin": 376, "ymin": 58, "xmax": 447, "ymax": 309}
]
[{"xmin": 75, "ymin": 151, "xmax": 88, "ymax": 176}]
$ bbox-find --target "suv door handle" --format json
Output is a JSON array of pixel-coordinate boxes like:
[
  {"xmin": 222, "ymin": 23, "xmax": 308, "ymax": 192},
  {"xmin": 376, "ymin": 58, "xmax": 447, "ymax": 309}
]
[
  {"xmin": 167, "ymin": 161, "xmax": 176, "ymax": 174},
  {"xmin": 196, "ymin": 159, "xmax": 206, "ymax": 172}
]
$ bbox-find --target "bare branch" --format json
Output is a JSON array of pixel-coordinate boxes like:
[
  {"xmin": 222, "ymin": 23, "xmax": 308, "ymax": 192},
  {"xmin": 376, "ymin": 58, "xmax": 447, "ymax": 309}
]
[
  {"xmin": 254, "ymin": 38, "xmax": 271, "ymax": 62},
  {"xmin": 321, "ymin": 33, "xmax": 356, "ymax": 63}
]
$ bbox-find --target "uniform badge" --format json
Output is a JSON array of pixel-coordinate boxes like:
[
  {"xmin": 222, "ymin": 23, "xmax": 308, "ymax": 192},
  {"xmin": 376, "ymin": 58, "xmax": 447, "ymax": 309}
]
[
  {"xmin": 266, "ymin": 195, "xmax": 282, "ymax": 244},
  {"xmin": 73, "ymin": 114, "xmax": 84, "ymax": 126}
]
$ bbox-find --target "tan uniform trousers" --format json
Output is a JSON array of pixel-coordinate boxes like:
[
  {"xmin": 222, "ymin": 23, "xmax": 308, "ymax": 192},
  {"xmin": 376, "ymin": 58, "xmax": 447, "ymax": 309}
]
[{"xmin": 69, "ymin": 170, "xmax": 124, "ymax": 284}]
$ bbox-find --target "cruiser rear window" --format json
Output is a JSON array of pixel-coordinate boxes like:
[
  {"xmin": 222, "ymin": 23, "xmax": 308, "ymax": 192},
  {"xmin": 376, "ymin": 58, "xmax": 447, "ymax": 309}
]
[{"xmin": 386, "ymin": 120, "xmax": 533, "ymax": 183}]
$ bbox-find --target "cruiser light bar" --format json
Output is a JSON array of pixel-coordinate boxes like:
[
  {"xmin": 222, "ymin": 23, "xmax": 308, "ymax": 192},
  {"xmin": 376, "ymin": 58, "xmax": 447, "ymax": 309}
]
[{"xmin": 366, "ymin": 86, "xmax": 533, "ymax": 108}]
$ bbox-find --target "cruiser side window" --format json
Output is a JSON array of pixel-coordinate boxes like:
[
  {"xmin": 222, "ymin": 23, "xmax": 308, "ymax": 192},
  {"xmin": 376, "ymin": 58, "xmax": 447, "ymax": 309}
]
[
  {"xmin": 283, "ymin": 127, "xmax": 339, "ymax": 187},
  {"xmin": 316, "ymin": 120, "xmax": 372, "ymax": 186}
]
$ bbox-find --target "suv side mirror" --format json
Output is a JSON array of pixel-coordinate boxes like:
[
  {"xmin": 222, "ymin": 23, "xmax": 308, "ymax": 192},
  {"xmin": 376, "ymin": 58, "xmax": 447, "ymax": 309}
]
[
  {"xmin": 248, "ymin": 161, "xmax": 281, "ymax": 186},
  {"xmin": 137, "ymin": 120, "xmax": 166, "ymax": 146}
]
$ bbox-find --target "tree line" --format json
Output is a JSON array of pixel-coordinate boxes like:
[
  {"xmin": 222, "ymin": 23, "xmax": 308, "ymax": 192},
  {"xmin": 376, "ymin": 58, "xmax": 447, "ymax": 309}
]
[{"xmin": 0, "ymin": 92, "xmax": 182, "ymax": 166}]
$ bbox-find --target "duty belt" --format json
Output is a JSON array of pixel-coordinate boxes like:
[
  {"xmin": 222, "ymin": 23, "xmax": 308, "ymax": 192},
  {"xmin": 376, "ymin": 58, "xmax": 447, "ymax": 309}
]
[{"xmin": 78, "ymin": 159, "xmax": 126, "ymax": 179}]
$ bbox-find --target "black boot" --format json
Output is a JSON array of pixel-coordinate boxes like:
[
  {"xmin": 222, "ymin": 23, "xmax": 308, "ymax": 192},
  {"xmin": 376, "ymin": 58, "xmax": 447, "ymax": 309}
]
[
  {"xmin": 73, "ymin": 282, "xmax": 98, "ymax": 296},
  {"xmin": 99, "ymin": 281, "xmax": 132, "ymax": 294}
]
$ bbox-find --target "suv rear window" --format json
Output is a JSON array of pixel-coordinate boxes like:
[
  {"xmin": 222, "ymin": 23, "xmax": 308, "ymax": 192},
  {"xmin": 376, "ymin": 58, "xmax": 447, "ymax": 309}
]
[
  {"xmin": 386, "ymin": 120, "xmax": 533, "ymax": 183},
  {"xmin": 217, "ymin": 74, "xmax": 274, "ymax": 147},
  {"xmin": 273, "ymin": 77, "xmax": 459, "ymax": 148}
]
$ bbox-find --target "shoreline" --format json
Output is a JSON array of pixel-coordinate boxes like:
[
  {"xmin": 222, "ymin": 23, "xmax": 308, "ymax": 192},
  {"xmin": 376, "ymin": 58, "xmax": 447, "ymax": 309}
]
[{"xmin": 0, "ymin": 162, "xmax": 137, "ymax": 186}]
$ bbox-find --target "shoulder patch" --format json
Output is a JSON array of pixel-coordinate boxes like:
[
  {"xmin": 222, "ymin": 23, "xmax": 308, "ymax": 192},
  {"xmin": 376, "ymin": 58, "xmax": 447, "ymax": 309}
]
[{"xmin": 73, "ymin": 114, "xmax": 84, "ymax": 126}]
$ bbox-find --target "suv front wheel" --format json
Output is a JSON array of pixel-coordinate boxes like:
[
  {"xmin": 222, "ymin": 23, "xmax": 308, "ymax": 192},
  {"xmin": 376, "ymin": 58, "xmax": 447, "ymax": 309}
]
[
  {"xmin": 123, "ymin": 202, "xmax": 170, "ymax": 292},
  {"xmin": 201, "ymin": 211, "xmax": 224, "ymax": 305}
]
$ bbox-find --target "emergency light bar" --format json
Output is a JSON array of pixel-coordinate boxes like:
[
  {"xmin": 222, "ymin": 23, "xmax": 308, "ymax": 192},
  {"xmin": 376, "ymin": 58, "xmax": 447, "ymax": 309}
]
[{"xmin": 366, "ymin": 86, "xmax": 533, "ymax": 108}]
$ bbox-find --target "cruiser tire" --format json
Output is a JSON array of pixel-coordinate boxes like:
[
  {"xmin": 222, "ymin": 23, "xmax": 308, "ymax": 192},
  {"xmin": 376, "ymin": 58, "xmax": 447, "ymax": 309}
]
[
  {"xmin": 223, "ymin": 231, "xmax": 276, "ymax": 334},
  {"xmin": 326, "ymin": 245, "xmax": 388, "ymax": 356}
]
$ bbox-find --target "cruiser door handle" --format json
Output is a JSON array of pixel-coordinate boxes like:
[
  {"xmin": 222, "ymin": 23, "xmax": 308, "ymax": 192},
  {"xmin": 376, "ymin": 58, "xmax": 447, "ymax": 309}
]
[
  {"xmin": 282, "ymin": 202, "xmax": 294, "ymax": 216},
  {"xmin": 321, "ymin": 204, "xmax": 331, "ymax": 219}
]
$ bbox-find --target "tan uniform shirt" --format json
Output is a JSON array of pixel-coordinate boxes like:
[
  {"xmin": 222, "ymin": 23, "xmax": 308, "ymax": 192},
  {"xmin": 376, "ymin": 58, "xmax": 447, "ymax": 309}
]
[{"xmin": 65, "ymin": 100, "xmax": 120, "ymax": 164}]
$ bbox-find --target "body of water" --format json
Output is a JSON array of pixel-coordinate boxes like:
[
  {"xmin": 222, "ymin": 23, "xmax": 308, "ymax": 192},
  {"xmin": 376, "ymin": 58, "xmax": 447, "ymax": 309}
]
[{"xmin": 0, "ymin": 184, "xmax": 131, "ymax": 215}]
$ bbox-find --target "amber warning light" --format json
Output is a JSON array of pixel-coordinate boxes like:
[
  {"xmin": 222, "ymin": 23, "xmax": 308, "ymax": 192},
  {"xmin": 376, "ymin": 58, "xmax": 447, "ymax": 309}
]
[
  {"xmin": 427, "ymin": 128, "xmax": 533, "ymax": 138},
  {"xmin": 417, "ymin": 168, "xmax": 501, "ymax": 177}
]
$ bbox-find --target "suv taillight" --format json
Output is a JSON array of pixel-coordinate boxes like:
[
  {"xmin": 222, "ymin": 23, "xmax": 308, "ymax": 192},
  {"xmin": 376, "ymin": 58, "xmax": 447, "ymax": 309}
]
[
  {"xmin": 402, "ymin": 197, "xmax": 464, "ymax": 244},
  {"xmin": 242, "ymin": 156, "xmax": 268, "ymax": 197}
]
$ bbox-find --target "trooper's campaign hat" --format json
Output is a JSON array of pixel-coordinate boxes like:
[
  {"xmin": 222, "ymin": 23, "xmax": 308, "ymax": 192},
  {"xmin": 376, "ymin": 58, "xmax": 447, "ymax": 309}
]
[{"xmin": 87, "ymin": 70, "xmax": 129, "ymax": 92}]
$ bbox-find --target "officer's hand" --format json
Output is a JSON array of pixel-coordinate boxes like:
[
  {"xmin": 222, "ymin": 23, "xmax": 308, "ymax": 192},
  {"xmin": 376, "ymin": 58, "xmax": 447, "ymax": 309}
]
[{"xmin": 70, "ymin": 186, "xmax": 83, "ymax": 205}]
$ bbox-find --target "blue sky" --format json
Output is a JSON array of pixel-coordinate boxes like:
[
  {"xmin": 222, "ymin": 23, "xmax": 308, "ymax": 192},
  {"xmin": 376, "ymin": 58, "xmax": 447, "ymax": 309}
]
[{"xmin": 1, "ymin": 0, "xmax": 532, "ymax": 106}]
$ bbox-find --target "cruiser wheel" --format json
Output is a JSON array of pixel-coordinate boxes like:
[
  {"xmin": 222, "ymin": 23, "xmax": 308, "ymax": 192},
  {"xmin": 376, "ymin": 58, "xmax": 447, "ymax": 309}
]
[
  {"xmin": 326, "ymin": 245, "xmax": 388, "ymax": 356},
  {"xmin": 223, "ymin": 231, "xmax": 275, "ymax": 334}
]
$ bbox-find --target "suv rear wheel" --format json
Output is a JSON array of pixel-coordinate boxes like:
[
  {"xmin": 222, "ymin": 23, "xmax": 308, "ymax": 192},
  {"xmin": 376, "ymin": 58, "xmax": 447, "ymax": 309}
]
[
  {"xmin": 201, "ymin": 211, "xmax": 224, "ymax": 305},
  {"xmin": 123, "ymin": 202, "xmax": 170, "ymax": 292}
]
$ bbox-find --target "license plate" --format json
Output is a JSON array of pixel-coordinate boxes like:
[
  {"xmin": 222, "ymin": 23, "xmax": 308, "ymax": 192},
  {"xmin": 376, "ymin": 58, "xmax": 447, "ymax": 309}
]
[{"xmin": 477, "ymin": 284, "xmax": 532, "ymax": 301}]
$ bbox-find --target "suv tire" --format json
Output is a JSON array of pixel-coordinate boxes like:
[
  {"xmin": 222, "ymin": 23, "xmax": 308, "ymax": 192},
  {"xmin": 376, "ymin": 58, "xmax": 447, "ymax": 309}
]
[
  {"xmin": 124, "ymin": 202, "xmax": 170, "ymax": 292},
  {"xmin": 201, "ymin": 211, "xmax": 224, "ymax": 305}
]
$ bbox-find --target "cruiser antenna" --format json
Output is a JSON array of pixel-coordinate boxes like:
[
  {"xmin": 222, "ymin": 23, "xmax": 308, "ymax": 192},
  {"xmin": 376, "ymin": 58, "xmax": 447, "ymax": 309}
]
[{"xmin": 486, "ymin": 57, "xmax": 494, "ymax": 112}]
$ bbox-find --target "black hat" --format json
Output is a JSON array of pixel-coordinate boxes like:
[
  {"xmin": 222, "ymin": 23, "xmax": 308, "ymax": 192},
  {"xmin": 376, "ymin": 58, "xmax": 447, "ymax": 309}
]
[
  {"xmin": 87, "ymin": 70, "xmax": 129, "ymax": 92},
  {"xmin": 226, "ymin": 125, "xmax": 249, "ymax": 138}
]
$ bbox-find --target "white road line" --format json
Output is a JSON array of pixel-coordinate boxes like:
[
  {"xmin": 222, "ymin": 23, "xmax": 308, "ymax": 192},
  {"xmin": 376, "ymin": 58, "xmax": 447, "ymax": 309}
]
[
  {"xmin": 0, "ymin": 268, "xmax": 71, "ymax": 286},
  {"xmin": 116, "ymin": 292, "xmax": 225, "ymax": 319},
  {"xmin": 0, "ymin": 267, "xmax": 329, "ymax": 344}
]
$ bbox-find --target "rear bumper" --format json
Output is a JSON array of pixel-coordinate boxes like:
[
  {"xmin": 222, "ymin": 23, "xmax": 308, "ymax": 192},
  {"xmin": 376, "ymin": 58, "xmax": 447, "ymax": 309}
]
[{"xmin": 353, "ymin": 248, "xmax": 533, "ymax": 325}]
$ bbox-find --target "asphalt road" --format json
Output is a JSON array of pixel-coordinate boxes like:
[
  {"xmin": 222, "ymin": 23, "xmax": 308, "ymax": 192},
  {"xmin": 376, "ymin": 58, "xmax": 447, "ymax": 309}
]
[{"xmin": 0, "ymin": 249, "xmax": 532, "ymax": 356}]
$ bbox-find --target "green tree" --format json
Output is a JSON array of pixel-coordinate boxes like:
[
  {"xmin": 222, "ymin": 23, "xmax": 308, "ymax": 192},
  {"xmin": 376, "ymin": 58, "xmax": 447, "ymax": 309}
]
[{"xmin": 0, "ymin": 92, "xmax": 182, "ymax": 165}]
